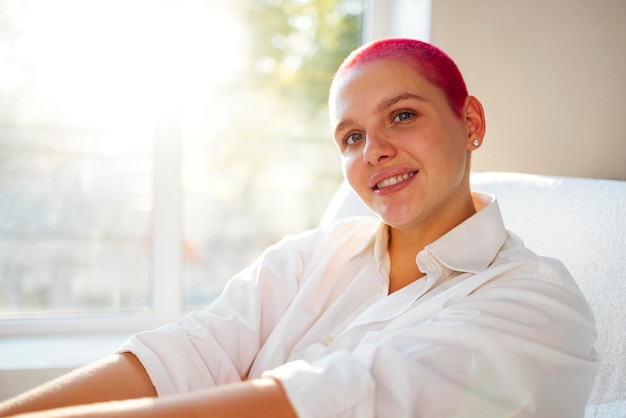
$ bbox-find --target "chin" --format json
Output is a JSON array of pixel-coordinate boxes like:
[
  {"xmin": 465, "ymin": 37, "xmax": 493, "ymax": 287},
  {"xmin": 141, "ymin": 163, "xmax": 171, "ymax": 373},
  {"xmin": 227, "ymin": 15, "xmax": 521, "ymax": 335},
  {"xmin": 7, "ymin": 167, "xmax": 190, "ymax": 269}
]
[{"xmin": 378, "ymin": 211, "xmax": 416, "ymax": 229}]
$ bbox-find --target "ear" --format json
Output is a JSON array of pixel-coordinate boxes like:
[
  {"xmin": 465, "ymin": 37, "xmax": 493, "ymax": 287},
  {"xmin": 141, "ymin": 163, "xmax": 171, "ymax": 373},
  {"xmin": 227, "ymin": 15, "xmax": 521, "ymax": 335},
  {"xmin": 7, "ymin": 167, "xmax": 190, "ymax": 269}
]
[{"xmin": 463, "ymin": 96, "xmax": 486, "ymax": 150}]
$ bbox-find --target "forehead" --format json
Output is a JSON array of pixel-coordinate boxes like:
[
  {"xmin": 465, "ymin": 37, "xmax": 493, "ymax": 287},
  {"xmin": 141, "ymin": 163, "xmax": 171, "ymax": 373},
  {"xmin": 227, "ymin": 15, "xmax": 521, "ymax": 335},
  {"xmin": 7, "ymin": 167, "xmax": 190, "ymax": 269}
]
[{"xmin": 329, "ymin": 59, "xmax": 442, "ymax": 120}]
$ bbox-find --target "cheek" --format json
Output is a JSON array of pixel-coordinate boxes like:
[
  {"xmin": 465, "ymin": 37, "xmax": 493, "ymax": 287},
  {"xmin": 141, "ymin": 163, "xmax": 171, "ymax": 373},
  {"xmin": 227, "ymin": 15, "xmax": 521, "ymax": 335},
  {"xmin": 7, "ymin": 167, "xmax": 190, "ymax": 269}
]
[
  {"xmin": 341, "ymin": 155, "xmax": 354, "ymax": 180},
  {"xmin": 420, "ymin": 124, "xmax": 465, "ymax": 158},
  {"xmin": 341, "ymin": 155, "xmax": 361, "ymax": 188}
]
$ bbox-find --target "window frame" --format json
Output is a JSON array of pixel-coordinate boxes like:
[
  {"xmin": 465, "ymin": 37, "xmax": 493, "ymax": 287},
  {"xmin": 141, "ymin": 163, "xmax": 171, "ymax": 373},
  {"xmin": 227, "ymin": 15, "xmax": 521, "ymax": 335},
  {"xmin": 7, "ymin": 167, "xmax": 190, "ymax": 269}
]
[{"xmin": 0, "ymin": 0, "xmax": 431, "ymax": 340}]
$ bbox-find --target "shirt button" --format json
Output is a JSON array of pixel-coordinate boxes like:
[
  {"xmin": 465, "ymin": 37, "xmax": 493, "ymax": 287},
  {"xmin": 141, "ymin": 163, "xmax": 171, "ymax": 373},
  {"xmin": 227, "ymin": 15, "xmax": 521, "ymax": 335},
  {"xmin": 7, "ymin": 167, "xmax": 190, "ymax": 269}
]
[
  {"xmin": 324, "ymin": 336, "xmax": 334, "ymax": 345},
  {"xmin": 378, "ymin": 284, "xmax": 386, "ymax": 294}
]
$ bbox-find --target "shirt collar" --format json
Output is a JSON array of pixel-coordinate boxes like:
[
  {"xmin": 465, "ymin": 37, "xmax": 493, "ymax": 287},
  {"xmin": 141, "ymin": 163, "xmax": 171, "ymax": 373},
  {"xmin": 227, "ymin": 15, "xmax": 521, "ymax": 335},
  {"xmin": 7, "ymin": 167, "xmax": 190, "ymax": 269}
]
[
  {"xmin": 422, "ymin": 192, "xmax": 508, "ymax": 274},
  {"xmin": 349, "ymin": 192, "xmax": 507, "ymax": 276},
  {"xmin": 351, "ymin": 192, "xmax": 507, "ymax": 275},
  {"xmin": 350, "ymin": 220, "xmax": 385, "ymax": 262}
]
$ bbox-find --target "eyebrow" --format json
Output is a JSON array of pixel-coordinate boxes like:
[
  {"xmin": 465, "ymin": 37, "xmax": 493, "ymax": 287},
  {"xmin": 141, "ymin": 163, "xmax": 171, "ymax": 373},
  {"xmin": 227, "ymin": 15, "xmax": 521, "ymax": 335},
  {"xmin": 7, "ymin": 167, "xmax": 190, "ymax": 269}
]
[
  {"xmin": 375, "ymin": 92, "xmax": 429, "ymax": 113},
  {"xmin": 333, "ymin": 119, "xmax": 355, "ymax": 139}
]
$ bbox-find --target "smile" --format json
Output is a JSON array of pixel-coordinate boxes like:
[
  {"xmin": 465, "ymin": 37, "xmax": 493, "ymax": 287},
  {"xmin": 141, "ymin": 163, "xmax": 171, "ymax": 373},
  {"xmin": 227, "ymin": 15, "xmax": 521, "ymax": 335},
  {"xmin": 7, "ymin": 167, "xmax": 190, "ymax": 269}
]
[{"xmin": 375, "ymin": 171, "xmax": 416, "ymax": 190}]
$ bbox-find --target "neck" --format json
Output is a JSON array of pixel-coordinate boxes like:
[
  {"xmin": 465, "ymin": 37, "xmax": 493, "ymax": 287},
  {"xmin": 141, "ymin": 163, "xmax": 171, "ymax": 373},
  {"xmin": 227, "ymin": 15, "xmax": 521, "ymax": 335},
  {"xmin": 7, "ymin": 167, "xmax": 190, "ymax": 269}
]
[
  {"xmin": 386, "ymin": 193, "xmax": 476, "ymax": 293},
  {"xmin": 390, "ymin": 194, "xmax": 476, "ymax": 252}
]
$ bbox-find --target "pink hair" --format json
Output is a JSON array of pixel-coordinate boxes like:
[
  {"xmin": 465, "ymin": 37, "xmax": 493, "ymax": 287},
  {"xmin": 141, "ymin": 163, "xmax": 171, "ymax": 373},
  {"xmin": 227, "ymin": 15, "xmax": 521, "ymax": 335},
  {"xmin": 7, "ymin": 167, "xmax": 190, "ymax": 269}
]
[{"xmin": 331, "ymin": 38, "xmax": 468, "ymax": 117}]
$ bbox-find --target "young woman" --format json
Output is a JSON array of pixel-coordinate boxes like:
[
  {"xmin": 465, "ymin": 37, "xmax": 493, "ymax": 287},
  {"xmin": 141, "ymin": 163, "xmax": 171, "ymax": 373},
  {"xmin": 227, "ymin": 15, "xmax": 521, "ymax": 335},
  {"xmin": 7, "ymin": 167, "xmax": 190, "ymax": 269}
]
[{"xmin": 0, "ymin": 38, "xmax": 598, "ymax": 418}]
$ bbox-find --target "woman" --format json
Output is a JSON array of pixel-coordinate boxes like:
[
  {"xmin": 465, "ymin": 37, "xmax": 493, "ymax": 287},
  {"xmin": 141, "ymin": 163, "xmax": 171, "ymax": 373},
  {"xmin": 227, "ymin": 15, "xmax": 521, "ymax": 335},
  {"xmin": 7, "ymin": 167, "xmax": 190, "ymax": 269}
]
[{"xmin": 0, "ymin": 38, "xmax": 598, "ymax": 418}]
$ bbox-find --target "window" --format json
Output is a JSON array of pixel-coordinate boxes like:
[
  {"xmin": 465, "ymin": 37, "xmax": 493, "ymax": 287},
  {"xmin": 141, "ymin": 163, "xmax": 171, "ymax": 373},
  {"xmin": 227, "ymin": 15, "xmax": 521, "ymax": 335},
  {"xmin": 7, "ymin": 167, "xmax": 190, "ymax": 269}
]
[
  {"xmin": 0, "ymin": 0, "xmax": 432, "ymax": 340},
  {"xmin": 0, "ymin": 0, "xmax": 364, "ymax": 334}
]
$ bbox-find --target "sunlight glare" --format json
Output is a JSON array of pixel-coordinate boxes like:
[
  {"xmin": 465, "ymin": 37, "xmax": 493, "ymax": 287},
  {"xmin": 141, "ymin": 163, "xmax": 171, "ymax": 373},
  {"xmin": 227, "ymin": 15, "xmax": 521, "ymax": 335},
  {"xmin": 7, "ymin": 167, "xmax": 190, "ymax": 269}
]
[{"xmin": 9, "ymin": 0, "xmax": 248, "ymax": 131}]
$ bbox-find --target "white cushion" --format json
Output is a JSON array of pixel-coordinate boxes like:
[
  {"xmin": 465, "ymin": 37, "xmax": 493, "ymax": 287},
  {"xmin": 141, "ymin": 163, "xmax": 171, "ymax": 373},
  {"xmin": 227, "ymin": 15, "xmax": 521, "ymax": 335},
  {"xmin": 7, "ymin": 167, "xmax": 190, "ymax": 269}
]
[{"xmin": 321, "ymin": 172, "xmax": 626, "ymax": 416}]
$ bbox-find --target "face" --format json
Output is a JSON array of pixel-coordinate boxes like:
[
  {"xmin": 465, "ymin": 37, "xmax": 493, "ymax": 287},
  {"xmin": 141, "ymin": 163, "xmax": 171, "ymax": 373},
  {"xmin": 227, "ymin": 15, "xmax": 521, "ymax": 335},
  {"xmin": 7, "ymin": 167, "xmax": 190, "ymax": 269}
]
[{"xmin": 330, "ymin": 59, "xmax": 479, "ymax": 231}]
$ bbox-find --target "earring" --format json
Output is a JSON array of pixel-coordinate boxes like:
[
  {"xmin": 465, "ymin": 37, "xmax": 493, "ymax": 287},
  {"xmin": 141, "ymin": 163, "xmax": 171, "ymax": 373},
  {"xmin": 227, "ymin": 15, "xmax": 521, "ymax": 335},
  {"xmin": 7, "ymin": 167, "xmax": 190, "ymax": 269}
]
[{"xmin": 471, "ymin": 139, "xmax": 481, "ymax": 147}]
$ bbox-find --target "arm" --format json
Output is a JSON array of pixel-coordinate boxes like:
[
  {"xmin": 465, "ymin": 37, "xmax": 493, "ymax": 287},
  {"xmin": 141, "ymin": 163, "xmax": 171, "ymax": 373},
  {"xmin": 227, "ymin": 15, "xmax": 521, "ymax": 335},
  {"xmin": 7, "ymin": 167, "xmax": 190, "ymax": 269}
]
[
  {"xmin": 0, "ymin": 234, "xmax": 311, "ymax": 418},
  {"xmin": 0, "ymin": 353, "xmax": 156, "ymax": 417},
  {"xmin": 4, "ymin": 378, "xmax": 296, "ymax": 418}
]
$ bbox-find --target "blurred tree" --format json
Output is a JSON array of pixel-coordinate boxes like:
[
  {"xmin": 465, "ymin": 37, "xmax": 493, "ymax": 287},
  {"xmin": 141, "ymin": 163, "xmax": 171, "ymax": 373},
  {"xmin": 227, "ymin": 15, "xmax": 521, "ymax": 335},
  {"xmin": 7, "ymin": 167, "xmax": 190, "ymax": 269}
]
[{"xmin": 244, "ymin": 0, "xmax": 362, "ymax": 109}]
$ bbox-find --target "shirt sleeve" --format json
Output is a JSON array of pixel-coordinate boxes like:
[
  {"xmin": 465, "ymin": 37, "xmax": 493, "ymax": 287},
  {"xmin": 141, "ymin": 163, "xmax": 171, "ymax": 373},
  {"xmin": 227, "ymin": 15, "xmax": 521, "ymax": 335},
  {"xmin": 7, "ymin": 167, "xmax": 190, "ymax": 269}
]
[
  {"xmin": 264, "ymin": 257, "xmax": 599, "ymax": 418},
  {"xmin": 117, "ymin": 229, "xmax": 321, "ymax": 396}
]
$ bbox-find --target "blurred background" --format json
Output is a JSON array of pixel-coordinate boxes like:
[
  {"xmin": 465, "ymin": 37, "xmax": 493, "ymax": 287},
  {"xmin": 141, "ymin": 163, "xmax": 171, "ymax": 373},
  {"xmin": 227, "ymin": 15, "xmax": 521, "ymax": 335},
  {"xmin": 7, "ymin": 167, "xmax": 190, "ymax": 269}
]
[
  {"xmin": 430, "ymin": 0, "xmax": 626, "ymax": 181},
  {"xmin": 0, "ymin": 0, "xmax": 363, "ymax": 321}
]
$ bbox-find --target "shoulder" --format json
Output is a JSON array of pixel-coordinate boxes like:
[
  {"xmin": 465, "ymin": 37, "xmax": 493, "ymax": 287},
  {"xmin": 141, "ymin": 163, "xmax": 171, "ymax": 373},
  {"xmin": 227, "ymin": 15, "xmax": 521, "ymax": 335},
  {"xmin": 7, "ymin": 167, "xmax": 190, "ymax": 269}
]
[
  {"xmin": 495, "ymin": 232, "xmax": 578, "ymax": 289},
  {"xmin": 481, "ymin": 231, "xmax": 593, "ymax": 320}
]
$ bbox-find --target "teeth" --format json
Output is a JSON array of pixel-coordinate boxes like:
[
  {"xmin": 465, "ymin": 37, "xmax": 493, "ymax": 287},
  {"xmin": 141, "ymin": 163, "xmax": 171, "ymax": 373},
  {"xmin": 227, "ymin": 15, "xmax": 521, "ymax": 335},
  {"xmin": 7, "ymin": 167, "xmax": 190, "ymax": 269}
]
[{"xmin": 376, "ymin": 172, "xmax": 415, "ymax": 189}]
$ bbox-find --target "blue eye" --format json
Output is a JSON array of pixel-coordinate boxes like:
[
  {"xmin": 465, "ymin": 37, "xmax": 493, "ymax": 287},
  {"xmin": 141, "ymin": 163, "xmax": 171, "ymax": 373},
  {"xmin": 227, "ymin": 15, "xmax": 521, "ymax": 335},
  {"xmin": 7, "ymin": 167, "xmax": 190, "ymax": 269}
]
[
  {"xmin": 345, "ymin": 132, "xmax": 363, "ymax": 145},
  {"xmin": 394, "ymin": 111, "xmax": 415, "ymax": 122}
]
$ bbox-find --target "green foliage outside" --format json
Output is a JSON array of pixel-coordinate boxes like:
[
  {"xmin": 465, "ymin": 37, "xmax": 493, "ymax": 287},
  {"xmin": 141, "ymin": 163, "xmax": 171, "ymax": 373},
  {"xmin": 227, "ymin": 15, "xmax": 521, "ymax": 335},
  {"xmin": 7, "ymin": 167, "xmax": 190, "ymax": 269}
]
[{"xmin": 244, "ymin": 0, "xmax": 363, "ymax": 110}]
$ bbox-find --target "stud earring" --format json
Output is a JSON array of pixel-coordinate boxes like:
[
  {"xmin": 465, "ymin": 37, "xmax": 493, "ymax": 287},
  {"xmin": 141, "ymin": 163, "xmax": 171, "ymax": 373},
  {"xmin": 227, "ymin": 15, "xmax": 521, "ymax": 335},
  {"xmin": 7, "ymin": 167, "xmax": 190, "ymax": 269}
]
[{"xmin": 472, "ymin": 139, "xmax": 481, "ymax": 147}]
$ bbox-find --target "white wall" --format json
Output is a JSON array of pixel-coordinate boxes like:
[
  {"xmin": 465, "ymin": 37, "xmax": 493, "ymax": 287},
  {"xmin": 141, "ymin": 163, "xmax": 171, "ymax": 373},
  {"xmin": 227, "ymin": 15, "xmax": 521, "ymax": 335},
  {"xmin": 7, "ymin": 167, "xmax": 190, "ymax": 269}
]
[{"xmin": 430, "ymin": 0, "xmax": 626, "ymax": 180}]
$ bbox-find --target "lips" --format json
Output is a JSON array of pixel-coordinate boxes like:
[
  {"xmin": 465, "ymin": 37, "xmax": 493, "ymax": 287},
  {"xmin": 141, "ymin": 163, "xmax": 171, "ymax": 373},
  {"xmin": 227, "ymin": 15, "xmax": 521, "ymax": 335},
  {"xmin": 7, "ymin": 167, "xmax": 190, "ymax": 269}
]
[{"xmin": 369, "ymin": 168, "xmax": 418, "ymax": 190}]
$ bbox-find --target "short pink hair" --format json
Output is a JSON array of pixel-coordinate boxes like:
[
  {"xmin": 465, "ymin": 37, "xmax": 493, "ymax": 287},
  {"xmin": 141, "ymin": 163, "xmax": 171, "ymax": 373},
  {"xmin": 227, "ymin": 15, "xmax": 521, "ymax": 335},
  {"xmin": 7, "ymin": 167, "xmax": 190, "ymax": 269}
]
[{"xmin": 331, "ymin": 38, "xmax": 468, "ymax": 117}]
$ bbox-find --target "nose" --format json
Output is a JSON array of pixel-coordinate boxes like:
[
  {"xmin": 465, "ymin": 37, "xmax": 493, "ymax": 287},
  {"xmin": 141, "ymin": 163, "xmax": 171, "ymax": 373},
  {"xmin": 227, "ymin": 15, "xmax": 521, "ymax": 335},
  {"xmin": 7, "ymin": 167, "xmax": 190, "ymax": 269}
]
[{"xmin": 363, "ymin": 131, "xmax": 395, "ymax": 165}]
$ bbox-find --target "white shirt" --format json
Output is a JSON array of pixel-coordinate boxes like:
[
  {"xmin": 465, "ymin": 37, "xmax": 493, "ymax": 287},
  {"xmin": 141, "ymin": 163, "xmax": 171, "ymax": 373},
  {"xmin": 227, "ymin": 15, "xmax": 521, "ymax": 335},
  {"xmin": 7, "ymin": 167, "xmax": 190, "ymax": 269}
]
[{"xmin": 119, "ymin": 193, "xmax": 598, "ymax": 417}]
